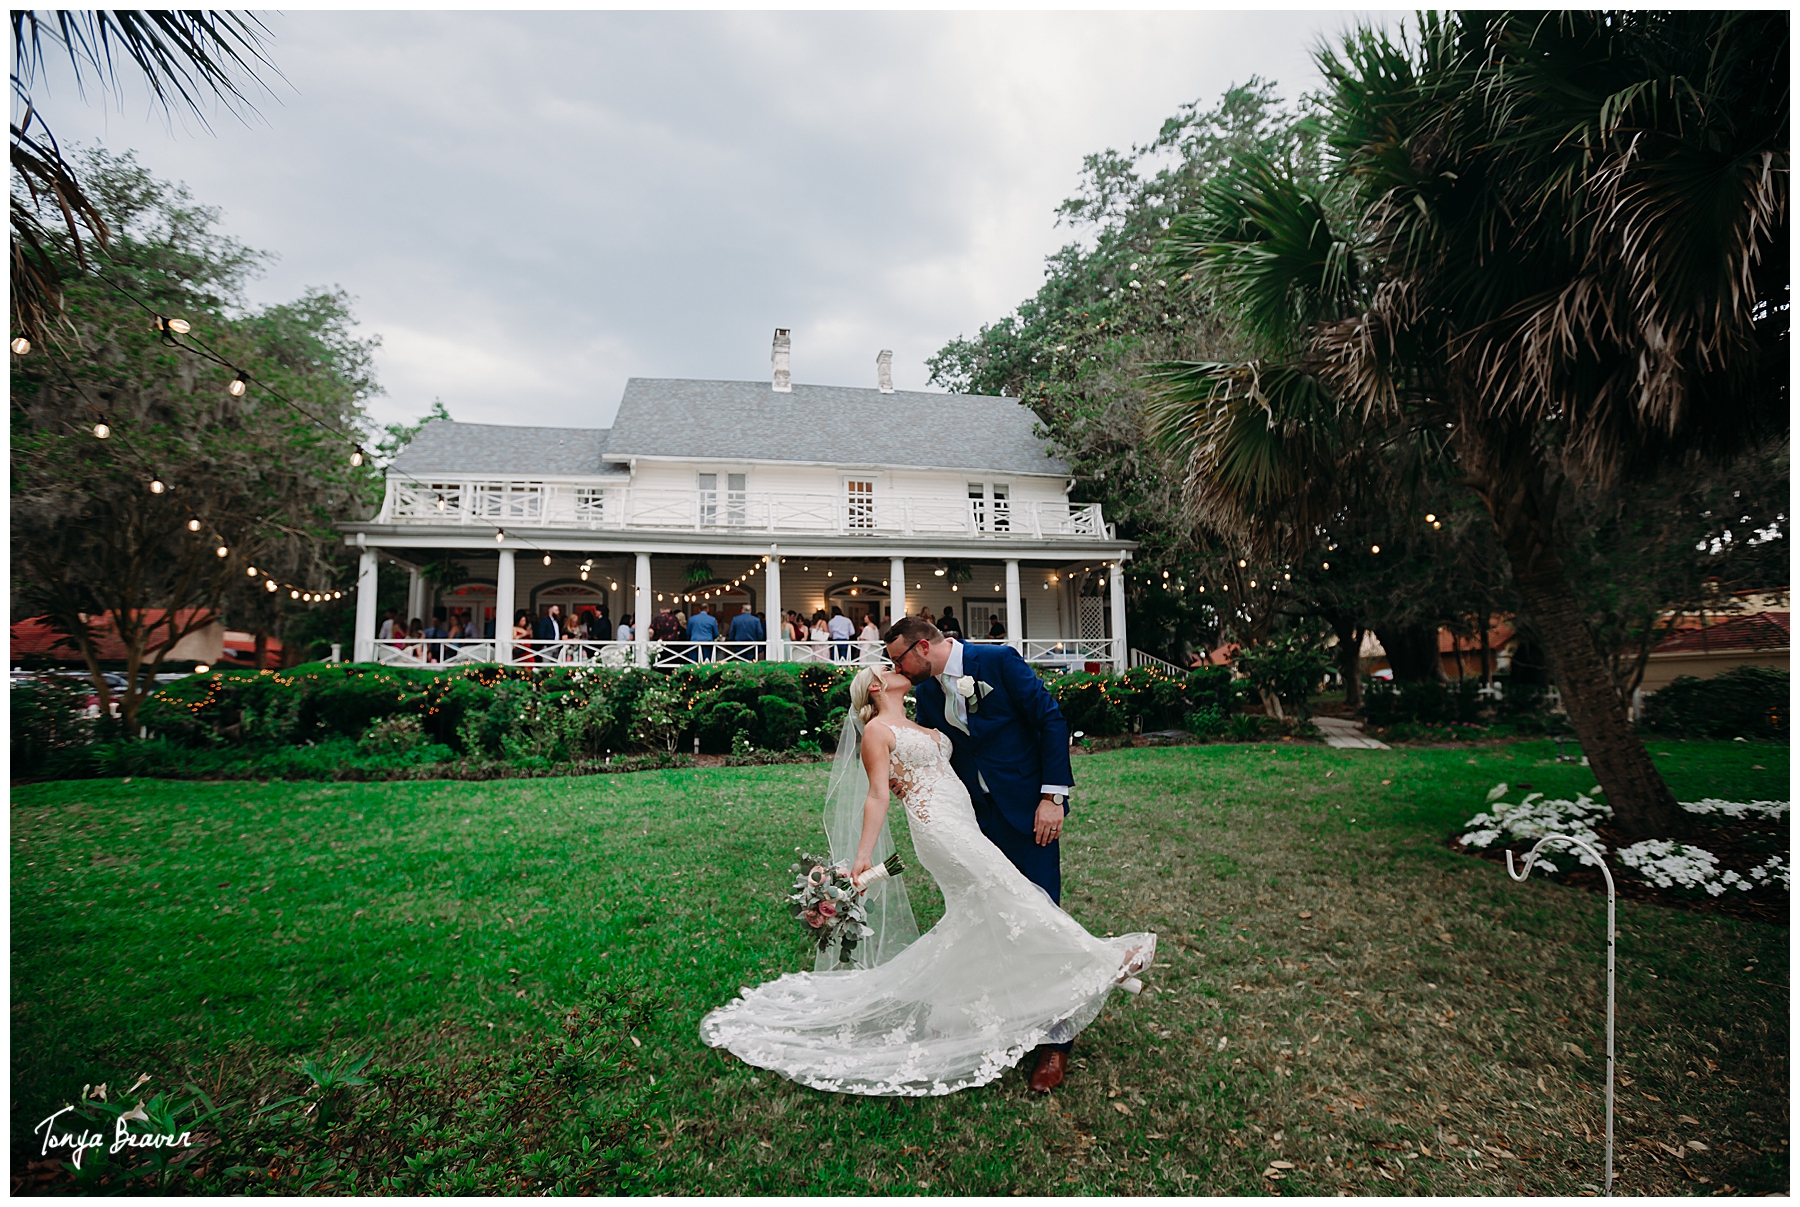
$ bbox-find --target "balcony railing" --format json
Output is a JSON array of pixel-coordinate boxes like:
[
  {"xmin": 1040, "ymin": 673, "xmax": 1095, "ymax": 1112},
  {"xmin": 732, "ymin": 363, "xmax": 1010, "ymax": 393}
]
[
  {"xmin": 365, "ymin": 636, "xmax": 1122, "ymax": 671},
  {"xmin": 382, "ymin": 481, "xmax": 1107, "ymax": 541}
]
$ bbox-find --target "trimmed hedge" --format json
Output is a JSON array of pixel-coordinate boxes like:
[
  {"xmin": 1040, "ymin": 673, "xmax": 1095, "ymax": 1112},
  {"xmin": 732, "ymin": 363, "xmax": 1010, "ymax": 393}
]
[
  {"xmin": 1642, "ymin": 666, "xmax": 1788, "ymax": 741},
  {"xmin": 1046, "ymin": 666, "xmax": 1243, "ymax": 737},
  {"xmin": 136, "ymin": 661, "xmax": 857, "ymax": 759}
]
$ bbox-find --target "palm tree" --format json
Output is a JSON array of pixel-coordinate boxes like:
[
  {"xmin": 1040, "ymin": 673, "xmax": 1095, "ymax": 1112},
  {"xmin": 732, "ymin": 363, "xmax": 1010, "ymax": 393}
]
[
  {"xmin": 1150, "ymin": 12, "xmax": 1786, "ymax": 838},
  {"xmin": 11, "ymin": 11, "xmax": 276, "ymax": 345}
]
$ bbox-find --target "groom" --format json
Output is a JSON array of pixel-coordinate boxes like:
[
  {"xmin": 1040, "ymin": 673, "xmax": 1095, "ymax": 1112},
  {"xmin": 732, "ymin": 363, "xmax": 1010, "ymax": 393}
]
[{"xmin": 882, "ymin": 614, "xmax": 1079, "ymax": 1093}]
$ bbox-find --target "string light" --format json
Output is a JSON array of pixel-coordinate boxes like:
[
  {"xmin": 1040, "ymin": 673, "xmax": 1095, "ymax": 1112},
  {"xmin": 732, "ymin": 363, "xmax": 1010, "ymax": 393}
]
[
  {"xmin": 1425, "ymin": 513, "xmax": 1437, "ymax": 523},
  {"xmin": 265, "ymin": 580, "xmax": 279, "ymax": 593},
  {"xmin": 1371, "ymin": 544, "xmax": 1381, "ymax": 554},
  {"xmin": 194, "ymin": 664, "xmax": 210, "ymax": 674},
  {"xmin": 93, "ymin": 422, "xmax": 110, "ymax": 439},
  {"xmin": 149, "ymin": 478, "xmax": 165, "ymax": 494},
  {"xmin": 494, "ymin": 529, "xmax": 506, "ymax": 543},
  {"xmin": 215, "ymin": 545, "xmax": 229, "ymax": 558},
  {"xmin": 165, "ymin": 317, "xmax": 191, "ymax": 335},
  {"xmin": 290, "ymin": 589, "xmax": 299, "ymax": 599},
  {"xmin": 227, "ymin": 372, "xmax": 248, "ymax": 397},
  {"xmin": 246, "ymin": 566, "xmax": 258, "ymax": 576},
  {"xmin": 349, "ymin": 445, "xmax": 365, "ymax": 467},
  {"xmin": 1322, "ymin": 561, "xmax": 1330, "ymax": 570},
  {"xmin": 187, "ymin": 518, "xmax": 202, "ymax": 532},
  {"xmin": 542, "ymin": 554, "xmax": 553, "ymax": 566},
  {"xmin": 11, "ymin": 336, "xmax": 30, "ymax": 355}
]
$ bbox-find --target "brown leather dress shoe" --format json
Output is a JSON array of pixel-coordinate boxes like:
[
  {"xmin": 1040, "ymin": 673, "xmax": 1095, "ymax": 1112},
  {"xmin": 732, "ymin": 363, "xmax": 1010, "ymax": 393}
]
[{"xmin": 1029, "ymin": 1049, "xmax": 1069, "ymax": 1093}]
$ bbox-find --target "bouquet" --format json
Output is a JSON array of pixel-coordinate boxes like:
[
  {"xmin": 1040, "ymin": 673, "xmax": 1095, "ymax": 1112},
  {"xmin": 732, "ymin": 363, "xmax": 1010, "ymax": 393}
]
[{"xmin": 787, "ymin": 851, "xmax": 906, "ymax": 967}]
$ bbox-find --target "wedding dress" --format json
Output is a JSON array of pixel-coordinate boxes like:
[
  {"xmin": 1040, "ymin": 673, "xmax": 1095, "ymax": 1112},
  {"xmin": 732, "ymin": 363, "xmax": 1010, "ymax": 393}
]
[{"xmin": 699, "ymin": 724, "xmax": 1154, "ymax": 1096}]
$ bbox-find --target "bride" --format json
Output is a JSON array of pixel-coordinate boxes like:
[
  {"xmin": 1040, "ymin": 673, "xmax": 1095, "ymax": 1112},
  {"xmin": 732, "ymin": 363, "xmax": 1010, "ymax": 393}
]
[{"xmin": 699, "ymin": 663, "xmax": 1154, "ymax": 1096}]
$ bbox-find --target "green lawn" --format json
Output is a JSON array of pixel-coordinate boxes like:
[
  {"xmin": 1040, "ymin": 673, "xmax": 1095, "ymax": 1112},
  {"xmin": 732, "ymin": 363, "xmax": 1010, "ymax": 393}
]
[{"xmin": 11, "ymin": 739, "xmax": 1788, "ymax": 1194}]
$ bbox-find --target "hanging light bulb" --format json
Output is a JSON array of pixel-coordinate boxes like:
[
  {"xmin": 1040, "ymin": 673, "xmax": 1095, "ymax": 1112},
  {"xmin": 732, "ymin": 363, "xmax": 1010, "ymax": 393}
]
[
  {"xmin": 1432, "ymin": 521, "xmax": 1442, "ymax": 530},
  {"xmin": 1425, "ymin": 513, "xmax": 1437, "ymax": 523},
  {"xmin": 933, "ymin": 567, "xmax": 946, "ymax": 576},
  {"xmin": 1237, "ymin": 559, "xmax": 1247, "ymax": 568},
  {"xmin": 1322, "ymin": 561, "xmax": 1330, "ymax": 570},
  {"xmin": 494, "ymin": 529, "xmax": 506, "ymax": 543},
  {"xmin": 580, "ymin": 570, "xmax": 589, "ymax": 581},
  {"xmin": 349, "ymin": 445, "xmax": 365, "ymax": 467},
  {"xmin": 93, "ymin": 422, "xmax": 111, "ymax": 439},
  {"xmin": 290, "ymin": 589, "xmax": 300, "ymax": 599},
  {"xmin": 542, "ymin": 554, "xmax": 552, "ymax": 566},
  {"xmin": 149, "ymin": 478, "xmax": 166, "ymax": 494},
  {"xmin": 227, "ymin": 372, "xmax": 248, "ymax": 397},
  {"xmin": 610, "ymin": 582, "xmax": 618, "ymax": 591},
  {"xmin": 265, "ymin": 579, "xmax": 279, "ymax": 593},
  {"xmin": 1370, "ymin": 544, "xmax": 1381, "ymax": 554},
  {"xmin": 1249, "ymin": 579, "xmax": 1257, "ymax": 588},
  {"xmin": 435, "ymin": 494, "xmax": 447, "ymax": 511},
  {"xmin": 10, "ymin": 336, "xmax": 30, "ymax": 355},
  {"xmin": 216, "ymin": 545, "xmax": 229, "ymax": 558},
  {"xmin": 166, "ymin": 317, "xmax": 191, "ymax": 335},
  {"xmin": 187, "ymin": 518, "xmax": 202, "ymax": 532},
  {"xmin": 246, "ymin": 565, "xmax": 258, "ymax": 577}
]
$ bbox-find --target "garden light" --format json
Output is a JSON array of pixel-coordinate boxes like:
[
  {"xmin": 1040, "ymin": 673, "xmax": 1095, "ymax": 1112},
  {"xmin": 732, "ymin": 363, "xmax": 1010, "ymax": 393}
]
[{"xmin": 194, "ymin": 664, "xmax": 210, "ymax": 674}]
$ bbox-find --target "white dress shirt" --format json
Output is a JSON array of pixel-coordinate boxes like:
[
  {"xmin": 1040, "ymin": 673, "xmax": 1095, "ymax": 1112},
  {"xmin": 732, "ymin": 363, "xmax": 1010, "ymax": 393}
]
[{"xmin": 940, "ymin": 641, "xmax": 1070, "ymax": 802}]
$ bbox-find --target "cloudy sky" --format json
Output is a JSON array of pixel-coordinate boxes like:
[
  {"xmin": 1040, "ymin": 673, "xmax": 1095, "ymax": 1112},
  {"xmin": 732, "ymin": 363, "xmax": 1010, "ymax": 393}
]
[{"xmin": 30, "ymin": 10, "xmax": 1392, "ymax": 431}]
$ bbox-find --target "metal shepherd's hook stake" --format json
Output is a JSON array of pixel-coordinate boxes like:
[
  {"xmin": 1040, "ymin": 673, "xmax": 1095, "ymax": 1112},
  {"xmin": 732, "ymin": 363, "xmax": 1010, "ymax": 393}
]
[{"xmin": 1506, "ymin": 835, "xmax": 1615, "ymax": 1196}]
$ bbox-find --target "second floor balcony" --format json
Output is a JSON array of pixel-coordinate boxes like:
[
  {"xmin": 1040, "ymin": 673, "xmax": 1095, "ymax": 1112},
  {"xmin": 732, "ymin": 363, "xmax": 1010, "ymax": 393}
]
[{"xmin": 380, "ymin": 479, "xmax": 1110, "ymax": 541}]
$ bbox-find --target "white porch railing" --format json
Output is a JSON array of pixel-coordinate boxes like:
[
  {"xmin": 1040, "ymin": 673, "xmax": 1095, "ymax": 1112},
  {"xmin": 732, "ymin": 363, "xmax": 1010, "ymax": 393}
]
[
  {"xmin": 385, "ymin": 481, "xmax": 1107, "ymax": 542},
  {"xmin": 1130, "ymin": 648, "xmax": 1188, "ymax": 676},
  {"xmin": 364, "ymin": 636, "xmax": 1122, "ymax": 671}
]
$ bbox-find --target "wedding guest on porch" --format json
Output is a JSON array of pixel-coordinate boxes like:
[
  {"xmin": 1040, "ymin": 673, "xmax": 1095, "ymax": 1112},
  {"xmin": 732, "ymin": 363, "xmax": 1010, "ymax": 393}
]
[
  {"xmin": 827, "ymin": 606, "xmax": 856, "ymax": 662},
  {"xmin": 616, "ymin": 614, "xmax": 635, "ymax": 644},
  {"xmin": 728, "ymin": 604, "xmax": 764, "ymax": 657},
  {"xmin": 987, "ymin": 613, "xmax": 1007, "ymax": 640},
  {"xmin": 513, "ymin": 609, "xmax": 534, "ymax": 663},
  {"xmin": 649, "ymin": 605, "xmax": 682, "ymax": 644},
  {"xmin": 857, "ymin": 613, "xmax": 880, "ymax": 660},
  {"xmin": 939, "ymin": 606, "xmax": 964, "ymax": 638},
  {"xmin": 378, "ymin": 609, "xmax": 398, "ymax": 642},
  {"xmin": 591, "ymin": 605, "xmax": 612, "ymax": 642},
  {"xmin": 405, "ymin": 618, "xmax": 426, "ymax": 661},
  {"xmin": 688, "ymin": 603, "xmax": 720, "ymax": 661},
  {"xmin": 809, "ymin": 610, "xmax": 831, "ymax": 659}
]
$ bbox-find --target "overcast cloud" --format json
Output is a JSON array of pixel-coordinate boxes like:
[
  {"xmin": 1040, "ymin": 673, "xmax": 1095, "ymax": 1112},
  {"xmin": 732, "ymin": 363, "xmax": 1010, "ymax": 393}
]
[{"xmin": 30, "ymin": 10, "xmax": 1394, "ymax": 431}]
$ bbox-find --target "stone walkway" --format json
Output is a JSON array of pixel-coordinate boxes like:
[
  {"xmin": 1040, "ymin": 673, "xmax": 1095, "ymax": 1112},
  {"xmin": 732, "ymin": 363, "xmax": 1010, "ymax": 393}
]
[{"xmin": 1312, "ymin": 715, "xmax": 1390, "ymax": 750}]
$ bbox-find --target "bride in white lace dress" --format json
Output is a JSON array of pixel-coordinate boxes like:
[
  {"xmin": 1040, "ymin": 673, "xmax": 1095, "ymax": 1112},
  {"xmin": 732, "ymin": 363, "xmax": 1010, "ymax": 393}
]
[{"xmin": 699, "ymin": 665, "xmax": 1154, "ymax": 1096}]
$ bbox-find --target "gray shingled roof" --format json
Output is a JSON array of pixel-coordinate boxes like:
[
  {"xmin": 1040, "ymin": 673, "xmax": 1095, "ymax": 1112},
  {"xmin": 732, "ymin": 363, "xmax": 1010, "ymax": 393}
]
[
  {"xmin": 389, "ymin": 421, "xmax": 619, "ymax": 476},
  {"xmin": 606, "ymin": 378, "xmax": 1069, "ymax": 477}
]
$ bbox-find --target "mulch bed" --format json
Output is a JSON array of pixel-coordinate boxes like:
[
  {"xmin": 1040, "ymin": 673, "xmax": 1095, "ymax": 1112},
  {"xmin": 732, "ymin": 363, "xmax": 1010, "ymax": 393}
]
[{"xmin": 1447, "ymin": 815, "xmax": 1790, "ymax": 925}]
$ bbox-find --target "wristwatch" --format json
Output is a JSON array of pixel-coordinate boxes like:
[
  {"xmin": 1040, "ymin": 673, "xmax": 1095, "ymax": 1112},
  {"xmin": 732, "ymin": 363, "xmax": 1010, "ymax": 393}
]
[{"xmin": 1047, "ymin": 793, "xmax": 1066, "ymax": 806}]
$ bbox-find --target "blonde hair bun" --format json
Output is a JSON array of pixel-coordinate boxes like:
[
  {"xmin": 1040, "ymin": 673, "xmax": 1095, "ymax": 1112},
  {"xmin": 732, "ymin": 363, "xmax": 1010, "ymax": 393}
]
[{"xmin": 850, "ymin": 665, "xmax": 885, "ymax": 725}]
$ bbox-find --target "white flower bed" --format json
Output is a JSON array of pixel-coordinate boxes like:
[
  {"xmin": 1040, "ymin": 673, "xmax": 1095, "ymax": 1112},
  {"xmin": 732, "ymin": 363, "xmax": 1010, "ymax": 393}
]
[{"xmin": 1460, "ymin": 783, "xmax": 1790, "ymax": 891}]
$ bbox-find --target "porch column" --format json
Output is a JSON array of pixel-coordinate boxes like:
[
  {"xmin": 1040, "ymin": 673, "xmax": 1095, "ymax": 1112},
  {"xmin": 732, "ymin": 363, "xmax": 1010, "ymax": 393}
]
[
  {"xmin": 494, "ymin": 548, "xmax": 516, "ymax": 665},
  {"xmin": 354, "ymin": 549, "xmax": 379, "ymax": 662},
  {"xmin": 1109, "ymin": 553, "xmax": 1129, "ymax": 673},
  {"xmin": 890, "ymin": 557, "xmax": 906, "ymax": 629},
  {"xmin": 406, "ymin": 567, "xmax": 423, "ymax": 624},
  {"xmin": 634, "ymin": 552, "xmax": 652, "ymax": 667},
  {"xmin": 1004, "ymin": 558, "xmax": 1022, "ymax": 652},
  {"xmin": 765, "ymin": 545, "xmax": 783, "ymax": 661}
]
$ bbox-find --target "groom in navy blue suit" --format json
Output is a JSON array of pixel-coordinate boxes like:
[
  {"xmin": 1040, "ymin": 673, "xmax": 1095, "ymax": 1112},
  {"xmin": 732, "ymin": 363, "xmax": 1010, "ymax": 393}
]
[{"xmin": 883, "ymin": 614, "xmax": 1079, "ymax": 1093}]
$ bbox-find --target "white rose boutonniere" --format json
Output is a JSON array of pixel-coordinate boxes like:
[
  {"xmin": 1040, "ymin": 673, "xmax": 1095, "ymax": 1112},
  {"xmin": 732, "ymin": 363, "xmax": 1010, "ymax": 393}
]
[{"xmin": 955, "ymin": 675, "xmax": 977, "ymax": 699}]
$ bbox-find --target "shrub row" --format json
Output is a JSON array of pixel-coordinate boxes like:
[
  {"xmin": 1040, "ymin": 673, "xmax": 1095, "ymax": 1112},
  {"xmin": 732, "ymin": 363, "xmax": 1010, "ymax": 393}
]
[
  {"xmin": 1046, "ymin": 666, "xmax": 1244, "ymax": 738},
  {"xmin": 137, "ymin": 661, "xmax": 860, "ymax": 760}
]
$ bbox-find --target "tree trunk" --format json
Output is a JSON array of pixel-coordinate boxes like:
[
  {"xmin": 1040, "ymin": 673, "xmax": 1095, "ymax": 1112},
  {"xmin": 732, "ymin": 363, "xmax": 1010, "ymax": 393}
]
[
  {"xmin": 1463, "ymin": 425, "xmax": 1688, "ymax": 839},
  {"xmin": 1328, "ymin": 616, "xmax": 1364, "ymax": 711},
  {"xmin": 254, "ymin": 629, "xmax": 269, "ymax": 671},
  {"xmin": 1375, "ymin": 625, "xmax": 1443, "ymax": 682}
]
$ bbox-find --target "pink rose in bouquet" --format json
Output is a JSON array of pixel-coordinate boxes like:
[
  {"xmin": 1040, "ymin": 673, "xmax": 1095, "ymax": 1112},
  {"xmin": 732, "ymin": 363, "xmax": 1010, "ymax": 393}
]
[{"xmin": 818, "ymin": 901, "xmax": 838, "ymax": 918}]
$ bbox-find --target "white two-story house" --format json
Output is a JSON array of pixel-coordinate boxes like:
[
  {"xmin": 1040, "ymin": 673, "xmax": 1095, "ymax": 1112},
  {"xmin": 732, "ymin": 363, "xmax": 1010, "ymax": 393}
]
[{"xmin": 341, "ymin": 331, "xmax": 1136, "ymax": 669}]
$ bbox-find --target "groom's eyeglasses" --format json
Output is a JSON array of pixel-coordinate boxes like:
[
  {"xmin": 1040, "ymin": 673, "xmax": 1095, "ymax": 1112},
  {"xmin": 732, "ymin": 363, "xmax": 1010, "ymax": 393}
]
[{"xmin": 886, "ymin": 639, "xmax": 925, "ymax": 672}]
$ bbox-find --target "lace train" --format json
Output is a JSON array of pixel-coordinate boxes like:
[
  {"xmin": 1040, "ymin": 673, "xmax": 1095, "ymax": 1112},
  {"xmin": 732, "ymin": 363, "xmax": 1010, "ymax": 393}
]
[{"xmin": 700, "ymin": 726, "xmax": 1155, "ymax": 1096}]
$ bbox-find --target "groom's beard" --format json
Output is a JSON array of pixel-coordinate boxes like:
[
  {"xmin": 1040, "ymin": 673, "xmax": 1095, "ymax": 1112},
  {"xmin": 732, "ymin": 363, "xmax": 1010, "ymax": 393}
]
[{"xmin": 901, "ymin": 664, "xmax": 934, "ymax": 686}]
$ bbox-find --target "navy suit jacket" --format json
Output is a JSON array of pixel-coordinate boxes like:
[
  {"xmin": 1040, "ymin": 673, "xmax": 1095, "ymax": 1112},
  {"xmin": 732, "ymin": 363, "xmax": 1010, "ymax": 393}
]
[{"xmin": 913, "ymin": 642, "xmax": 1074, "ymax": 838}]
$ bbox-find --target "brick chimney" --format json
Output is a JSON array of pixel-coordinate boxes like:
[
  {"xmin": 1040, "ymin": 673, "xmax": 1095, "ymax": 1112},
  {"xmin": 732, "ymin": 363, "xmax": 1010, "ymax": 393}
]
[
  {"xmin": 876, "ymin": 349, "xmax": 894, "ymax": 393},
  {"xmin": 771, "ymin": 328, "xmax": 791, "ymax": 393}
]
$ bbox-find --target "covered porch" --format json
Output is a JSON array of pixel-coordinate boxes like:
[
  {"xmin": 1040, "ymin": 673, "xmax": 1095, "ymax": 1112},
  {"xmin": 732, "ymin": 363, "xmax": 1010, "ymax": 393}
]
[{"xmin": 339, "ymin": 525, "xmax": 1134, "ymax": 673}]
